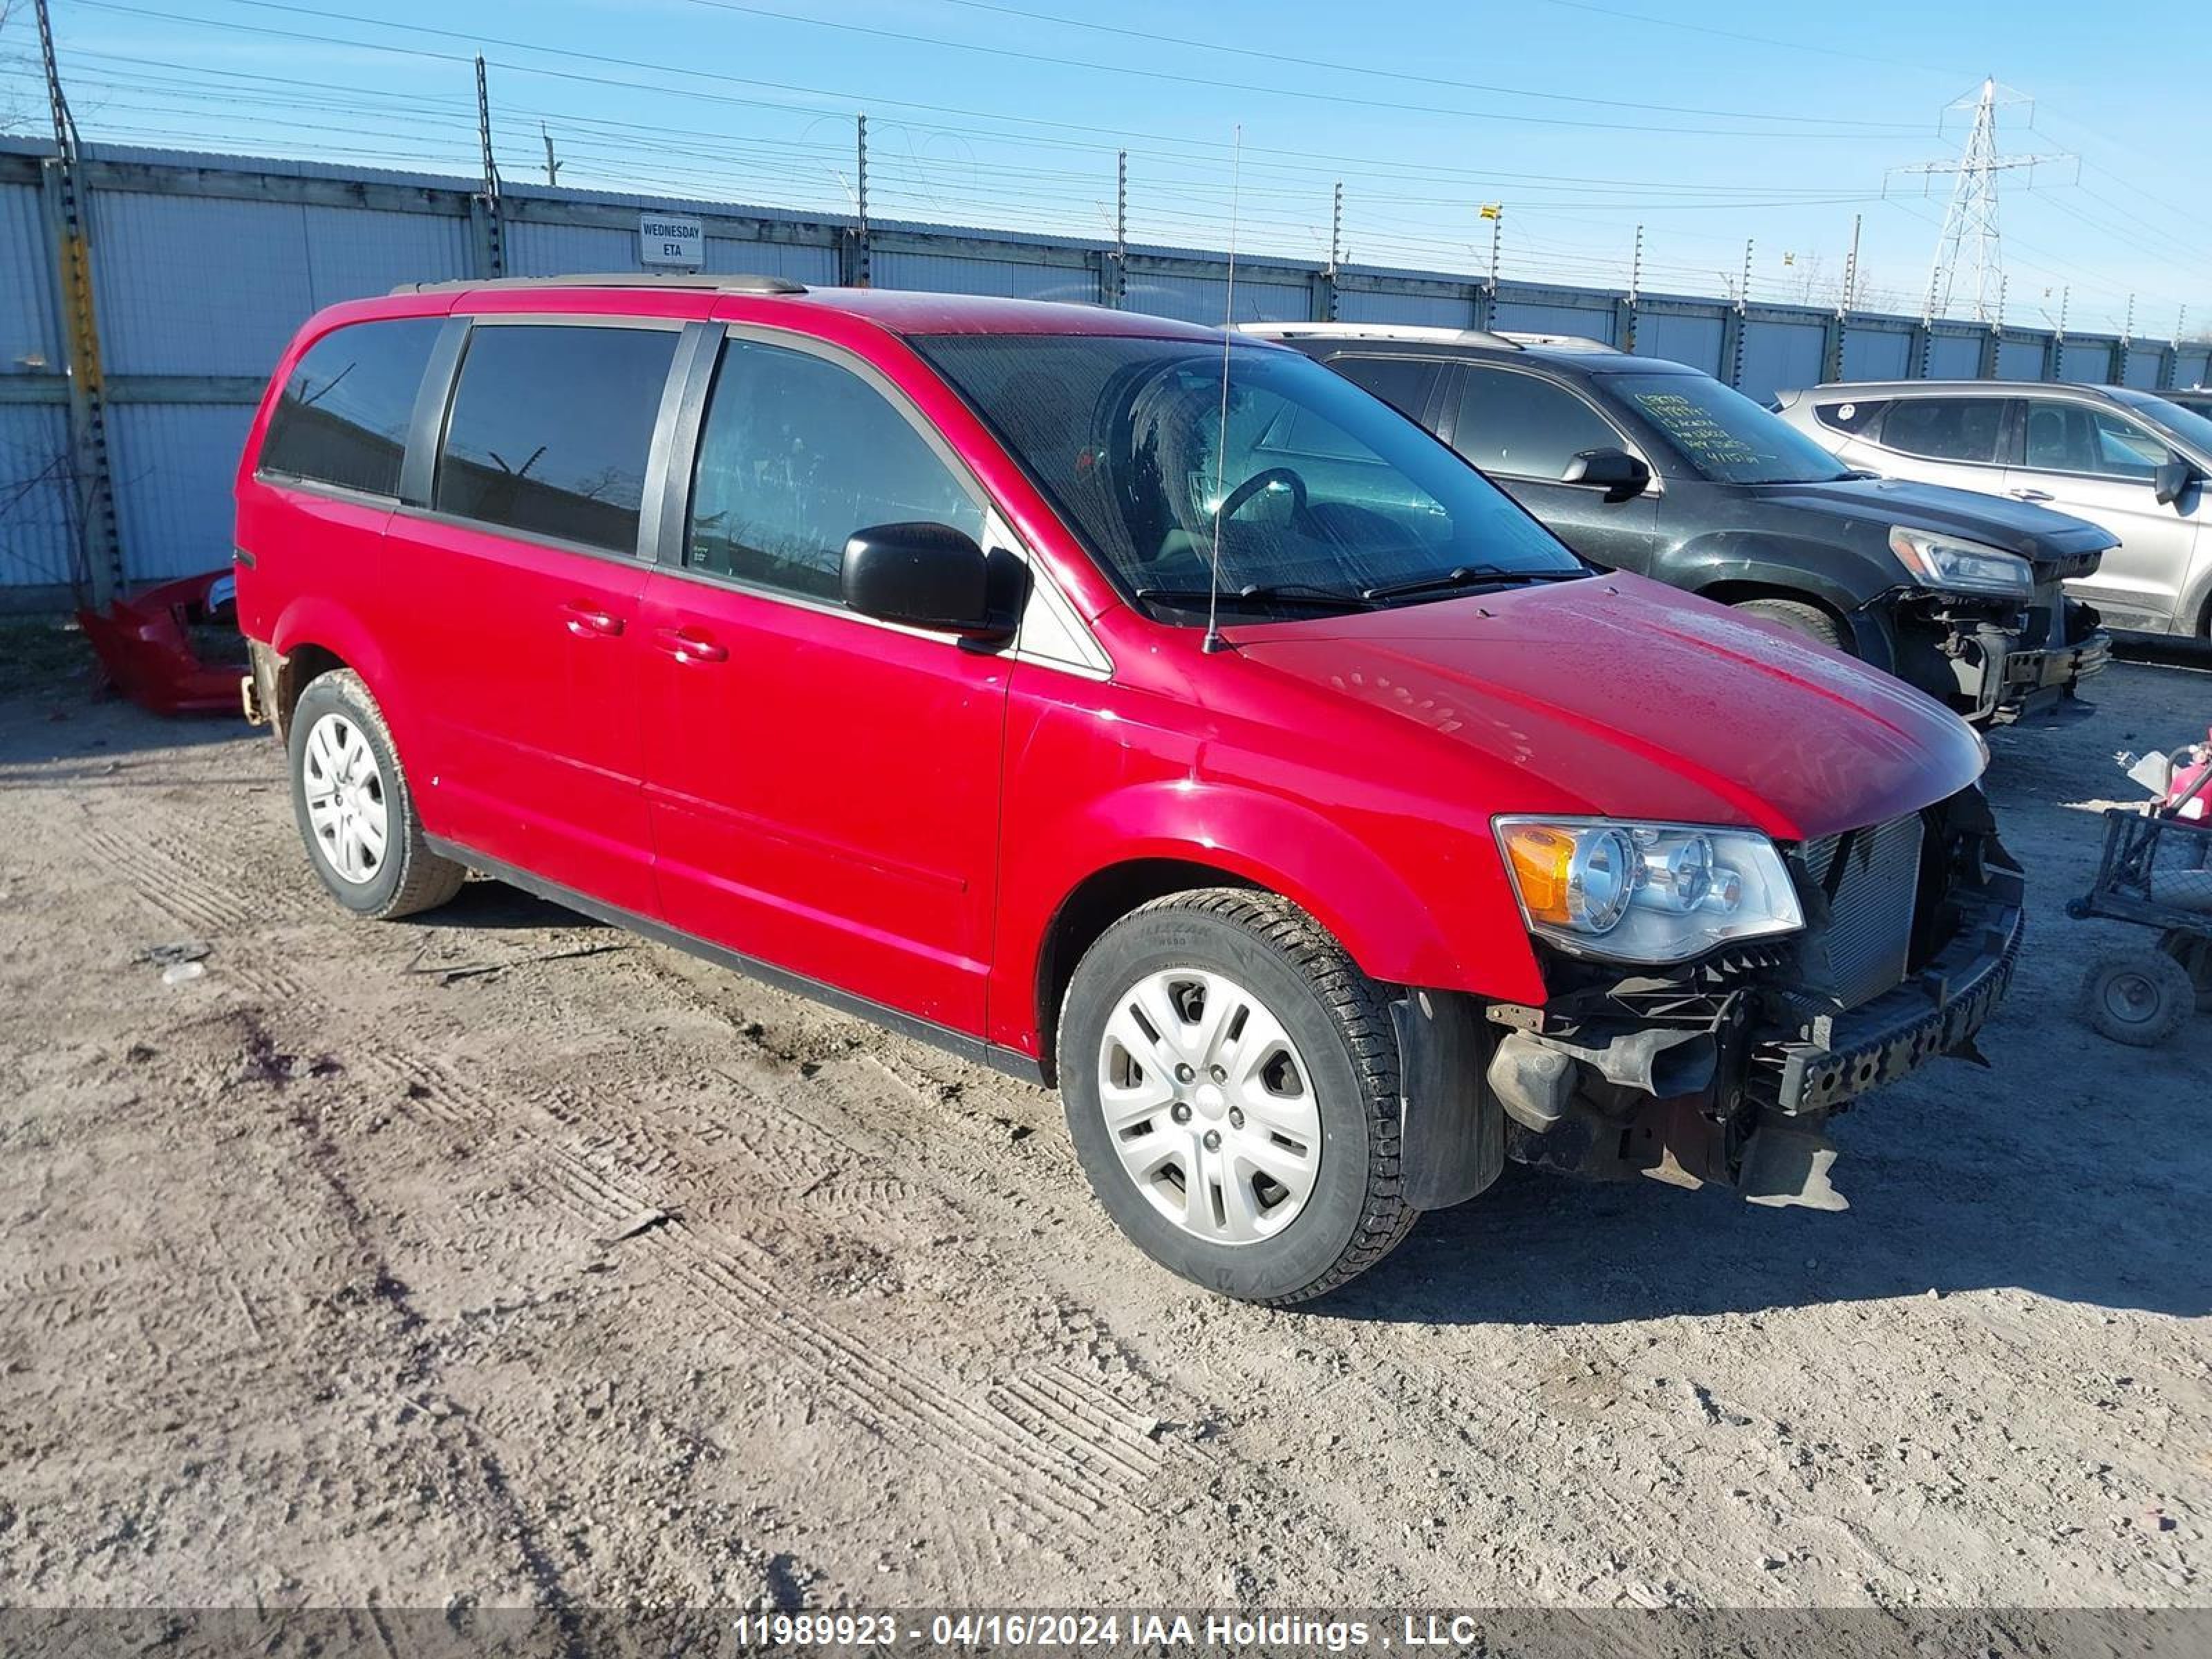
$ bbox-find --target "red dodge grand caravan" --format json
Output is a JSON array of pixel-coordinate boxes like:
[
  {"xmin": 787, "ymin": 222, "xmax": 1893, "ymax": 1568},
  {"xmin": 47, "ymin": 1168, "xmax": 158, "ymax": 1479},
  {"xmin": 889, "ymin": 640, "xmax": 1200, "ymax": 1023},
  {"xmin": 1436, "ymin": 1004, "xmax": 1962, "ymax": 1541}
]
[{"xmin": 234, "ymin": 275, "xmax": 2022, "ymax": 1303}]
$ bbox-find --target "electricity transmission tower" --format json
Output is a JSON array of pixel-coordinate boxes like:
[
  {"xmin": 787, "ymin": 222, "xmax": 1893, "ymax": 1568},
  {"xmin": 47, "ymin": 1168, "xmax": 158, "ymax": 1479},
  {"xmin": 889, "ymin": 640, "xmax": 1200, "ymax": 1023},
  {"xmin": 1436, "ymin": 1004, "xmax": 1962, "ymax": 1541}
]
[{"xmin": 1893, "ymin": 78, "xmax": 2071, "ymax": 326}]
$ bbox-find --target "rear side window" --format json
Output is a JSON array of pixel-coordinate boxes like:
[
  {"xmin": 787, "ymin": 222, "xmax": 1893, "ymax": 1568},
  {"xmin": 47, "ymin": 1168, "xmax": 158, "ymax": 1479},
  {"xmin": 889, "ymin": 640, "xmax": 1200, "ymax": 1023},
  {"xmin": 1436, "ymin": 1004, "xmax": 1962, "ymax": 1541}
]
[
  {"xmin": 686, "ymin": 337, "xmax": 984, "ymax": 601},
  {"xmin": 258, "ymin": 317, "xmax": 440, "ymax": 498},
  {"xmin": 435, "ymin": 324, "xmax": 679, "ymax": 554},
  {"xmin": 1453, "ymin": 366, "xmax": 1619, "ymax": 479},
  {"xmin": 1327, "ymin": 355, "xmax": 1441, "ymax": 424},
  {"xmin": 1877, "ymin": 397, "xmax": 2005, "ymax": 463}
]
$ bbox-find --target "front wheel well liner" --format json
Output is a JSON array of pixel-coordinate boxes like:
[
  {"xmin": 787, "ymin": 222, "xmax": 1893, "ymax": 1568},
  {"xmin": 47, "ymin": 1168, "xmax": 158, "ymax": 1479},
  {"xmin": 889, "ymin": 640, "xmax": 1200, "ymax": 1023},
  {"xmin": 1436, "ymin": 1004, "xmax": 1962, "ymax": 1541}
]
[{"xmin": 1033, "ymin": 858, "xmax": 1262, "ymax": 1087}]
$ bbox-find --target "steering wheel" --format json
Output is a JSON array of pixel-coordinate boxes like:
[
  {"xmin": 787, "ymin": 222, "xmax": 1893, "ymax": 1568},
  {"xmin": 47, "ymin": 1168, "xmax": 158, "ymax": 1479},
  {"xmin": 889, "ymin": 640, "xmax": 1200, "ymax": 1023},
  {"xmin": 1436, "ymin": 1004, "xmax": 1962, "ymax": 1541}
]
[{"xmin": 1217, "ymin": 467, "xmax": 1309, "ymax": 522}]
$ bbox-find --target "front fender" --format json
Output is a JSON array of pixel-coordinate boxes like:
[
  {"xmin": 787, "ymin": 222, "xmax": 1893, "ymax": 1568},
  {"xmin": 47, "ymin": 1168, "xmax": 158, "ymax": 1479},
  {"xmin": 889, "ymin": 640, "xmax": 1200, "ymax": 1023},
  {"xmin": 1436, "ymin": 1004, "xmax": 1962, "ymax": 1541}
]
[{"xmin": 989, "ymin": 776, "xmax": 1548, "ymax": 1060}]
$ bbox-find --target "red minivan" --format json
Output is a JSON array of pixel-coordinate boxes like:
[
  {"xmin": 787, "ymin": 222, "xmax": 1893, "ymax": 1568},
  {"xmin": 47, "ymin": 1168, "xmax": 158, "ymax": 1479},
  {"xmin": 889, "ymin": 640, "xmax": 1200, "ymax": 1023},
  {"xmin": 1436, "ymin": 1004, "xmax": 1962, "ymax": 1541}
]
[{"xmin": 234, "ymin": 275, "xmax": 2022, "ymax": 1303}]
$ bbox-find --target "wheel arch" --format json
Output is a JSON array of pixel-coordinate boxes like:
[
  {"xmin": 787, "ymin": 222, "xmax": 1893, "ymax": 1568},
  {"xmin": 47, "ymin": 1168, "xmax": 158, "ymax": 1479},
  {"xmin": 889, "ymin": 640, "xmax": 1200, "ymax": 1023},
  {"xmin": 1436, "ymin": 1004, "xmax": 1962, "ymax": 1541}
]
[
  {"xmin": 1003, "ymin": 780, "xmax": 1540, "ymax": 1081},
  {"xmin": 1674, "ymin": 543, "xmax": 1900, "ymax": 677},
  {"xmin": 264, "ymin": 597, "xmax": 407, "ymax": 749},
  {"xmin": 1030, "ymin": 857, "xmax": 1262, "ymax": 1086}
]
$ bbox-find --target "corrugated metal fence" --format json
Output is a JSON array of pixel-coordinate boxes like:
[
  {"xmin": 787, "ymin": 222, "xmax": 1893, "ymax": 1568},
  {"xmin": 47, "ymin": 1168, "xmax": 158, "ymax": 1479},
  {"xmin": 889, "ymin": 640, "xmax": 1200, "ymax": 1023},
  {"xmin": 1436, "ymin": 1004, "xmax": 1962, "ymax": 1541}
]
[{"xmin": 5, "ymin": 135, "xmax": 2209, "ymax": 603}]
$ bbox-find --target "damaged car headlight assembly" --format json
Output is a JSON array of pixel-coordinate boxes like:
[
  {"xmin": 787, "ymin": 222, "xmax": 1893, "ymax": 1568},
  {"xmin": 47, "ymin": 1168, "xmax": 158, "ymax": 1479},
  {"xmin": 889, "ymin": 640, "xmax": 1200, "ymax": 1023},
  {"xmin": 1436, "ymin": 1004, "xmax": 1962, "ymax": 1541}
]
[
  {"xmin": 1886, "ymin": 525, "xmax": 2033, "ymax": 599},
  {"xmin": 1494, "ymin": 818, "xmax": 1804, "ymax": 964}
]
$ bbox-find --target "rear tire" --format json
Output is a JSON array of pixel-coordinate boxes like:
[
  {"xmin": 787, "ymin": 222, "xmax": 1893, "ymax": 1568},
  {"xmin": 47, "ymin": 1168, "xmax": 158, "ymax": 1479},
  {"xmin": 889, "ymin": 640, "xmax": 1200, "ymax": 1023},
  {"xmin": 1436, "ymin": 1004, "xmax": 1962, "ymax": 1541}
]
[
  {"xmin": 1057, "ymin": 888, "xmax": 1415, "ymax": 1304},
  {"xmin": 2079, "ymin": 947, "xmax": 2195, "ymax": 1047},
  {"xmin": 288, "ymin": 669, "xmax": 466, "ymax": 920},
  {"xmin": 1732, "ymin": 597, "xmax": 1847, "ymax": 653}
]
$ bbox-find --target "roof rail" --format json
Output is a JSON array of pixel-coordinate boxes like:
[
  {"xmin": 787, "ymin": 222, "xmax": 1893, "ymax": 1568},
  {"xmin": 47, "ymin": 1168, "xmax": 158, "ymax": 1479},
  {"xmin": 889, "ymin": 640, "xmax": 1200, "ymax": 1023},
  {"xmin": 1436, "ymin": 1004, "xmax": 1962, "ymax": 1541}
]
[
  {"xmin": 1235, "ymin": 321, "xmax": 1516, "ymax": 348},
  {"xmin": 391, "ymin": 272, "xmax": 809, "ymax": 296},
  {"xmin": 1494, "ymin": 330, "xmax": 1621, "ymax": 353}
]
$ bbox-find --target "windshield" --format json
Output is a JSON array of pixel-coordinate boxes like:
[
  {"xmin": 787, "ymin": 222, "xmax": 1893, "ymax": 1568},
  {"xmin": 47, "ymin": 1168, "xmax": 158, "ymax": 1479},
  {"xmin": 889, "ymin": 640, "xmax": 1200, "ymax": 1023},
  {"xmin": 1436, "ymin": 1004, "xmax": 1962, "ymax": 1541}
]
[
  {"xmin": 2115, "ymin": 388, "xmax": 2212, "ymax": 460},
  {"xmin": 913, "ymin": 334, "xmax": 1581, "ymax": 617},
  {"xmin": 1609, "ymin": 371, "xmax": 1853, "ymax": 485}
]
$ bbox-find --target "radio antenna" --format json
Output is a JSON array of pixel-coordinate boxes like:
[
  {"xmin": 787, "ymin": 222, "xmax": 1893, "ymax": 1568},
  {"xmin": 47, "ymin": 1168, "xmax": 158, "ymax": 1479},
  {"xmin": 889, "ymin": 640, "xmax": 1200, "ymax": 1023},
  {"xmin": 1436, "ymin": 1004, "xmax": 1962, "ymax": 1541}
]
[{"xmin": 1202, "ymin": 124, "xmax": 1244, "ymax": 656}]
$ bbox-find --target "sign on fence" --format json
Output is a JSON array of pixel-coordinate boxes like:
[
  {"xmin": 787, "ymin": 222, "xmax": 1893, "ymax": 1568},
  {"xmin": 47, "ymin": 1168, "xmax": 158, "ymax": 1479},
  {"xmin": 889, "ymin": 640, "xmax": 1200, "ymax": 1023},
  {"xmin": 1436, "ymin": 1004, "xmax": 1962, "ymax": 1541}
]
[{"xmin": 639, "ymin": 213, "xmax": 703, "ymax": 269}]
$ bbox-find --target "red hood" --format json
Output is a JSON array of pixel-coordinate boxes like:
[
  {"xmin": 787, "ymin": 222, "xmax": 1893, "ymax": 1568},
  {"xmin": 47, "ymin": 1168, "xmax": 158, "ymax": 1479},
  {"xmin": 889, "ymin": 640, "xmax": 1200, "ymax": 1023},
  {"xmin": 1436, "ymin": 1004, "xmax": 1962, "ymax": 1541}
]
[{"xmin": 1223, "ymin": 573, "xmax": 1985, "ymax": 842}]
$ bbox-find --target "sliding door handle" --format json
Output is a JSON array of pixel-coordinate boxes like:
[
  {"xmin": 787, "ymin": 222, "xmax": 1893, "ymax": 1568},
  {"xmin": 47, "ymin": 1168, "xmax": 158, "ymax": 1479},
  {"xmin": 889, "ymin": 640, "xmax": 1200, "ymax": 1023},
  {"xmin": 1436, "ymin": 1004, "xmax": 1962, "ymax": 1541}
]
[{"xmin": 654, "ymin": 626, "xmax": 727, "ymax": 664}]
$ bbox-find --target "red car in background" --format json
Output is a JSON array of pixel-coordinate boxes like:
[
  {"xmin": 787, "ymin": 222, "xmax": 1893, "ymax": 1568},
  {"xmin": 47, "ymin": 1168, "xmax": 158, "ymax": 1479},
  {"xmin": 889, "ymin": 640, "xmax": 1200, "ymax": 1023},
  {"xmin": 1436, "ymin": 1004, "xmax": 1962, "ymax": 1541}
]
[{"xmin": 233, "ymin": 276, "xmax": 2021, "ymax": 1303}]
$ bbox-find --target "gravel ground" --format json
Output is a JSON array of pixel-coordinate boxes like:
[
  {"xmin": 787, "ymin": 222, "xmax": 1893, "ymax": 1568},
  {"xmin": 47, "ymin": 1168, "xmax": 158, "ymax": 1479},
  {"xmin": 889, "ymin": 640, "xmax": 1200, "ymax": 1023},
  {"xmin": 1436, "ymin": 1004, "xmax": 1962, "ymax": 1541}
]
[{"xmin": 1, "ymin": 638, "xmax": 2208, "ymax": 1615}]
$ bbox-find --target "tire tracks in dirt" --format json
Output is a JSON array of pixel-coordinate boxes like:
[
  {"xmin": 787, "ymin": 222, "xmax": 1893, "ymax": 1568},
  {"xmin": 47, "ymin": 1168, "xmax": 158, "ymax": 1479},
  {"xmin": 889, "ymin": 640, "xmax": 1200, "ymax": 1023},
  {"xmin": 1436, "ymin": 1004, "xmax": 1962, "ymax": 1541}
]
[{"xmin": 79, "ymin": 789, "xmax": 1238, "ymax": 1592}]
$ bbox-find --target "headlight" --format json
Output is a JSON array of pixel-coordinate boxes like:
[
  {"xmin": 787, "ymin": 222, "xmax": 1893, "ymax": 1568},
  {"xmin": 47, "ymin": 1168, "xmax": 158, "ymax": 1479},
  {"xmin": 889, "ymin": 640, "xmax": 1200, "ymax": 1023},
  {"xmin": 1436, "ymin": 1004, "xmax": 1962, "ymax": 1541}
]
[
  {"xmin": 1495, "ymin": 818, "xmax": 1803, "ymax": 964},
  {"xmin": 1887, "ymin": 525, "xmax": 2032, "ymax": 598}
]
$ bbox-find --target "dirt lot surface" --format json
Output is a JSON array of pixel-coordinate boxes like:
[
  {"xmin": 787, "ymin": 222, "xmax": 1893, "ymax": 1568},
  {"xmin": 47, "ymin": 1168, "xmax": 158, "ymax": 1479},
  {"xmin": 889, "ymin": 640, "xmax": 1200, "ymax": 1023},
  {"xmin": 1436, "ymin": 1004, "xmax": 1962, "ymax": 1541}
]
[{"xmin": 2, "ymin": 640, "xmax": 2209, "ymax": 1616}]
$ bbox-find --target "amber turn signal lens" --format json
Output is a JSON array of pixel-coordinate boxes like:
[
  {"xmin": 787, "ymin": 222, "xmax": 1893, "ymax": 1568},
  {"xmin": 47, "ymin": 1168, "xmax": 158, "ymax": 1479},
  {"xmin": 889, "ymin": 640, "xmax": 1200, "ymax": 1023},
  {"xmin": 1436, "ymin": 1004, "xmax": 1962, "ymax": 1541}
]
[{"xmin": 1501, "ymin": 823, "xmax": 1578, "ymax": 926}]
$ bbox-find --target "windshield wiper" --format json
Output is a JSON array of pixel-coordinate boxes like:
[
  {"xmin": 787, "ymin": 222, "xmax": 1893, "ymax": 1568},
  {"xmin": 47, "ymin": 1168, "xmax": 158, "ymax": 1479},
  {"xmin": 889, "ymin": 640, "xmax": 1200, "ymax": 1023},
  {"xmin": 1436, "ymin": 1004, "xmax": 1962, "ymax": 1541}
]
[
  {"xmin": 1135, "ymin": 581, "xmax": 1379, "ymax": 612},
  {"xmin": 1360, "ymin": 565, "xmax": 1587, "ymax": 603}
]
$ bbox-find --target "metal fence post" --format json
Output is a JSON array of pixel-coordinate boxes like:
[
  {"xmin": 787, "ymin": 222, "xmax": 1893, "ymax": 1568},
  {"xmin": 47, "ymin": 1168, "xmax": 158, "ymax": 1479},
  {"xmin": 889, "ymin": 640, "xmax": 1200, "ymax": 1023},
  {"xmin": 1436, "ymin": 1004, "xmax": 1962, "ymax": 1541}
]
[
  {"xmin": 1721, "ymin": 239, "xmax": 1752, "ymax": 388},
  {"xmin": 1620, "ymin": 223, "xmax": 1641, "ymax": 355},
  {"xmin": 34, "ymin": 0, "xmax": 122, "ymax": 610},
  {"xmin": 472, "ymin": 56, "xmax": 506, "ymax": 279},
  {"xmin": 1313, "ymin": 180, "xmax": 1340, "ymax": 324},
  {"xmin": 38, "ymin": 157, "xmax": 121, "ymax": 611},
  {"xmin": 1100, "ymin": 149, "xmax": 1127, "ymax": 308},
  {"xmin": 841, "ymin": 113, "xmax": 872, "ymax": 288}
]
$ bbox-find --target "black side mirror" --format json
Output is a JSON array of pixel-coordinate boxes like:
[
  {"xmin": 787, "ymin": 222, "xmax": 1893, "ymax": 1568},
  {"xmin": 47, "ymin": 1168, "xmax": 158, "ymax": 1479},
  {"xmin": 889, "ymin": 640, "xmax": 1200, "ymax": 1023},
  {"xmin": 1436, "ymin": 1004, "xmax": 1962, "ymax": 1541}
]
[
  {"xmin": 1560, "ymin": 447, "xmax": 1652, "ymax": 503},
  {"xmin": 842, "ymin": 522, "xmax": 1011, "ymax": 638},
  {"xmin": 2153, "ymin": 455, "xmax": 2197, "ymax": 507}
]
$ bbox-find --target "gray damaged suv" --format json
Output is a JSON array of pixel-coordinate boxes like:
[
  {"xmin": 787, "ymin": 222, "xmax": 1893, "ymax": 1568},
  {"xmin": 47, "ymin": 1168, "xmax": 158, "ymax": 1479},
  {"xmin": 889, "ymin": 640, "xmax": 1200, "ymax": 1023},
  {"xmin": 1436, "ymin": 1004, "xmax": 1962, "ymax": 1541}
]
[
  {"xmin": 1248, "ymin": 325, "xmax": 2115, "ymax": 726},
  {"xmin": 1775, "ymin": 379, "xmax": 2212, "ymax": 640}
]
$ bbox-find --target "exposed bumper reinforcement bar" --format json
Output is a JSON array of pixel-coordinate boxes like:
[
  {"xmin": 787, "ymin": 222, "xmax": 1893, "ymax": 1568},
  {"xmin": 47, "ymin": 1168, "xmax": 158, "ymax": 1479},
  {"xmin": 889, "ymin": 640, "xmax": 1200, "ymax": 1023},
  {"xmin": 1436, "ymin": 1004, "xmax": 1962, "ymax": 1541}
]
[{"xmin": 1752, "ymin": 865, "xmax": 2025, "ymax": 1115}]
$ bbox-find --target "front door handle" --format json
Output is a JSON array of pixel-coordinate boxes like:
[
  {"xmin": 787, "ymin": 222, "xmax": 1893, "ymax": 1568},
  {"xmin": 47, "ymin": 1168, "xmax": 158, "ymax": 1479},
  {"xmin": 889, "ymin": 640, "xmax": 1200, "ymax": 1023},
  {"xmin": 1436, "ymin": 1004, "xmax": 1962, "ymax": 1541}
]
[
  {"xmin": 2008, "ymin": 487, "xmax": 2054, "ymax": 502},
  {"xmin": 563, "ymin": 601, "xmax": 624, "ymax": 639},
  {"xmin": 654, "ymin": 626, "xmax": 727, "ymax": 664}
]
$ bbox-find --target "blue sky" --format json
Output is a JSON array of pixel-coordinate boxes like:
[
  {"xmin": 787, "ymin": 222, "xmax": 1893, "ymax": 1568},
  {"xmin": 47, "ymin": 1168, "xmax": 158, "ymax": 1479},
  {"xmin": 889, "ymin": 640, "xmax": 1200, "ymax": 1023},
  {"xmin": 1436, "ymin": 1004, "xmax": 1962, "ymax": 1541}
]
[{"xmin": 10, "ymin": 0, "xmax": 2207, "ymax": 334}]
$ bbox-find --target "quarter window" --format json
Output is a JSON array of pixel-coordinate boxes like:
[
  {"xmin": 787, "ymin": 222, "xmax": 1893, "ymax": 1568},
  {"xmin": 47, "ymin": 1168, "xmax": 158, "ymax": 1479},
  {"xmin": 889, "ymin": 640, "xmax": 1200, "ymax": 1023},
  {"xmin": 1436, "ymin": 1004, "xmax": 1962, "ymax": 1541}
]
[
  {"xmin": 2022, "ymin": 400, "xmax": 2165, "ymax": 480},
  {"xmin": 1452, "ymin": 367, "xmax": 1620, "ymax": 479},
  {"xmin": 435, "ymin": 324, "xmax": 679, "ymax": 554},
  {"xmin": 686, "ymin": 337, "xmax": 984, "ymax": 602},
  {"xmin": 1327, "ymin": 355, "xmax": 1441, "ymax": 424},
  {"xmin": 1813, "ymin": 397, "xmax": 1888, "ymax": 433},
  {"xmin": 1877, "ymin": 397, "xmax": 2005, "ymax": 464},
  {"xmin": 259, "ymin": 317, "xmax": 440, "ymax": 498}
]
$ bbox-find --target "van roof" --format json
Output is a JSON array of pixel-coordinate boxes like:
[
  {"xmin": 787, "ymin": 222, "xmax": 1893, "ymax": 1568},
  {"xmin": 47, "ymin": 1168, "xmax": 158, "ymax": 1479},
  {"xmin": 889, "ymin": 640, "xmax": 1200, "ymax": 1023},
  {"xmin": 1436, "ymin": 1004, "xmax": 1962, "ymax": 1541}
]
[{"xmin": 388, "ymin": 273, "xmax": 1228, "ymax": 341}]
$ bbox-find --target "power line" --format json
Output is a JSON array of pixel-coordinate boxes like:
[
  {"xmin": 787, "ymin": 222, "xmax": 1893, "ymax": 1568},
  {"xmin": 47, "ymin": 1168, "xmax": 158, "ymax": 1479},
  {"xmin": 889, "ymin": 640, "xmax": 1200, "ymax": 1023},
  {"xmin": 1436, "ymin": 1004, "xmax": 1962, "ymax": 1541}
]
[
  {"xmin": 1530, "ymin": 0, "xmax": 1962, "ymax": 78},
  {"xmin": 59, "ymin": 8, "xmax": 1938, "ymax": 199},
  {"xmin": 814, "ymin": 0, "xmax": 1930, "ymax": 130},
  {"xmin": 97, "ymin": 0, "xmax": 1919, "ymax": 141}
]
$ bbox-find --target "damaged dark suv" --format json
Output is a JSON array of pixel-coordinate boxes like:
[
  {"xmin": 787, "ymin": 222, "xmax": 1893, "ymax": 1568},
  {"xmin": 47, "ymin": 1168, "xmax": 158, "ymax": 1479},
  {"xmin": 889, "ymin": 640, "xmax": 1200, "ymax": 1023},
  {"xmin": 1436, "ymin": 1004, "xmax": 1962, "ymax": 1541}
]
[{"xmin": 1247, "ymin": 324, "xmax": 2115, "ymax": 725}]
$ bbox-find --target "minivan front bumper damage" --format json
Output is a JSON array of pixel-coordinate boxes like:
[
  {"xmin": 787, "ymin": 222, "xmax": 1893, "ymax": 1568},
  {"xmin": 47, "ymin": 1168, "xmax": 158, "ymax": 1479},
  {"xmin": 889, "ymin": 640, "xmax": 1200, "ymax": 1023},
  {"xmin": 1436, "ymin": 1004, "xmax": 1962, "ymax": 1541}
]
[{"xmin": 1466, "ymin": 810, "xmax": 2023, "ymax": 1212}]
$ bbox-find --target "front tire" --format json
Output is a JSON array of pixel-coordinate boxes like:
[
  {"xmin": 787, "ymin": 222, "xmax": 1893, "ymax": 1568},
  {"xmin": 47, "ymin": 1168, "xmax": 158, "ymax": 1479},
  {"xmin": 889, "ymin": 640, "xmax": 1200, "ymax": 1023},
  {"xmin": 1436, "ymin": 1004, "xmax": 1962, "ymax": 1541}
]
[
  {"xmin": 1057, "ymin": 889, "xmax": 1414, "ymax": 1304},
  {"xmin": 288, "ymin": 668, "xmax": 466, "ymax": 919},
  {"xmin": 1732, "ymin": 596, "xmax": 1847, "ymax": 653}
]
